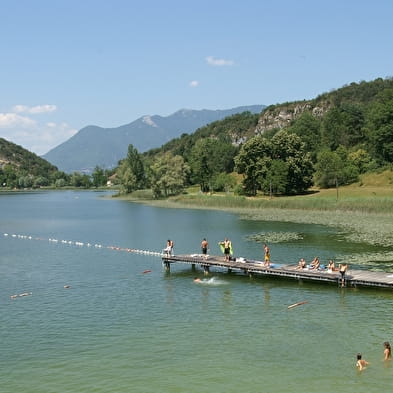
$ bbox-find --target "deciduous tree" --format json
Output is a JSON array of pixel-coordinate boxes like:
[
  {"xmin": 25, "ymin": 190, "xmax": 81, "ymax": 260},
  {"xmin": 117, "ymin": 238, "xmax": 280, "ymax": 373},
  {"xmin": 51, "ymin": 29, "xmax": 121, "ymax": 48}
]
[
  {"xmin": 150, "ymin": 153, "xmax": 190, "ymax": 198},
  {"xmin": 235, "ymin": 131, "xmax": 313, "ymax": 195},
  {"xmin": 116, "ymin": 144, "xmax": 146, "ymax": 193}
]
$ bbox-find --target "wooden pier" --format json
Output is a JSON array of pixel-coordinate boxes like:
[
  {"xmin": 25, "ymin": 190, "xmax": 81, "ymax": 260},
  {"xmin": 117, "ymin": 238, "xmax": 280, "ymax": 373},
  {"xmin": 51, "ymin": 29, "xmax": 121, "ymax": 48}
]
[{"xmin": 162, "ymin": 254, "xmax": 393, "ymax": 290}]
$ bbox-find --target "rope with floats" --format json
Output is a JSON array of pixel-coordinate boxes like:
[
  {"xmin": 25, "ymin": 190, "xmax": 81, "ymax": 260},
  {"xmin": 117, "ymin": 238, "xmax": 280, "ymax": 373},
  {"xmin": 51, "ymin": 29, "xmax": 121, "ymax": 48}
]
[
  {"xmin": 4, "ymin": 232, "xmax": 160, "ymax": 300},
  {"xmin": 3, "ymin": 233, "xmax": 163, "ymax": 257}
]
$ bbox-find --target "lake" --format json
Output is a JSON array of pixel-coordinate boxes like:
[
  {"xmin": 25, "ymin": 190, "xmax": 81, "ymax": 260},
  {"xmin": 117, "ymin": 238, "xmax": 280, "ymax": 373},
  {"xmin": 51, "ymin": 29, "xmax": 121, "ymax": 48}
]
[{"xmin": 1, "ymin": 190, "xmax": 392, "ymax": 392}]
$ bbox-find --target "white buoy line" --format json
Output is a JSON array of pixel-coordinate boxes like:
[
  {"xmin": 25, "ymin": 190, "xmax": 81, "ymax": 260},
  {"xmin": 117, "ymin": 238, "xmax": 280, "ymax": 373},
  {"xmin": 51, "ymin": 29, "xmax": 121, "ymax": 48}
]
[
  {"xmin": 3, "ymin": 232, "xmax": 164, "ymax": 257},
  {"xmin": 4, "ymin": 232, "xmax": 163, "ymax": 300}
]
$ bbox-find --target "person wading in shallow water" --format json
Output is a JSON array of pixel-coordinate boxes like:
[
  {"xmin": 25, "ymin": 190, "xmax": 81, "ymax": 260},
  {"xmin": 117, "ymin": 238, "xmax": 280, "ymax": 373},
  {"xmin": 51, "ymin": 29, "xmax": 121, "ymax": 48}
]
[
  {"xmin": 383, "ymin": 341, "xmax": 391, "ymax": 361},
  {"xmin": 356, "ymin": 353, "xmax": 369, "ymax": 371}
]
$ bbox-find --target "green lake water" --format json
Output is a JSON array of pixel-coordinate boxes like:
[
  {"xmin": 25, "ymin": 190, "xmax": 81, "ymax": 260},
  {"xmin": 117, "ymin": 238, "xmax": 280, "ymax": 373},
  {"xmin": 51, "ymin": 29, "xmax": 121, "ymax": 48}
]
[{"xmin": 1, "ymin": 190, "xmax": 392, "ymax": 393}]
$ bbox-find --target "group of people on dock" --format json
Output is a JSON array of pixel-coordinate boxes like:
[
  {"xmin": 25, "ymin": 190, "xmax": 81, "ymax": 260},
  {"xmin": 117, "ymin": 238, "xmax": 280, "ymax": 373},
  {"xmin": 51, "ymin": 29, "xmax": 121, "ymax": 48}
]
[
  {"xmin": 217, "ymin": 238, "xmax": 271, "ymax": 266},
  {"xmin": 356, "ymin": 341, "xmax": 391, "ymax": 371},
  {"xmin": 295, "ymin": 257, "xmax": 348, "ymax": 286},
  {"xmin": 165, "ymin": 238, "xmax": 349, "ymax": 286},
  {"xmin": 201, "ymin": 238, "xmax": 271, "ymax": 265}
]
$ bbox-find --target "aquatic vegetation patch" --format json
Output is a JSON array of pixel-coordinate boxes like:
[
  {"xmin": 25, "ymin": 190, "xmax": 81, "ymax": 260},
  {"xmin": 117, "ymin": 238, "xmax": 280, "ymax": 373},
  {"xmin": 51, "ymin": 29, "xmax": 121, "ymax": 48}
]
[
  {"xmin": 240, "ymin": 209, "xmax": 393, "ymax": 247},
  {"xmin": 246, "ymin": 232, "xmax": 303, "ymax": 244},
  {"xmin": 335, "ymin": 251, "xmax": 393, "ymax": 271}
]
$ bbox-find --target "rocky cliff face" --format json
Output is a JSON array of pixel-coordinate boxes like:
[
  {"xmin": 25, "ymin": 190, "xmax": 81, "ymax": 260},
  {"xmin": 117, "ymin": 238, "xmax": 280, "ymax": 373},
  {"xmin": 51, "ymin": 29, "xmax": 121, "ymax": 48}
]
[{"xmin": 254, "ymin": 100, "xmax": 330, "ymax": 135}]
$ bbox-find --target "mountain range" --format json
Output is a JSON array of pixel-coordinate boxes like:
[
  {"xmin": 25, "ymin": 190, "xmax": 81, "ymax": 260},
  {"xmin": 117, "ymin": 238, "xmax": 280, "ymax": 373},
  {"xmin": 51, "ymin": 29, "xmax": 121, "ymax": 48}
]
[{"xmin": 42, "ymin": 105, "xmax": 265, "ymax": 173}]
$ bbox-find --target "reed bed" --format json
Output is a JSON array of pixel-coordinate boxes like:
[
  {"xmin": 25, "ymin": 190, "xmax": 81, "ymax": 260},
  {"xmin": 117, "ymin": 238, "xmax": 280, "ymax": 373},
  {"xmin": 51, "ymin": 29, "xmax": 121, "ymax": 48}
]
[{"xmin": 170, "ymin": 193, "xmax": 393, "ymax": 214}]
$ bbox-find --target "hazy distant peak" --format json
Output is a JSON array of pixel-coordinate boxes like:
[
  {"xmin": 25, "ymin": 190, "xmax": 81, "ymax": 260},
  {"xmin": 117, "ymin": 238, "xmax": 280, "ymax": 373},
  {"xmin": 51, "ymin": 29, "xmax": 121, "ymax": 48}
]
[
  {"xmin": 142, "ymin": 115, "xmax": 158, "ymax": 127},
  {"xmin": 172, "ymin": 108, "xmax": 198, "ymax": 117},
  {"xmin": 42, "ymin": 104, "xmax": 265, "ymax": 173}
]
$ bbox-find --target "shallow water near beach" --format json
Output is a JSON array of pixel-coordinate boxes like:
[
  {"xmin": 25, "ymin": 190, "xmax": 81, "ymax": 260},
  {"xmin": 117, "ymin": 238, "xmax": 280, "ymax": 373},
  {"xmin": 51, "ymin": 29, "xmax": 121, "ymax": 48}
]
[{"xmin": 1, "ymin": 190, "xmax": 392, "ymax": 393}]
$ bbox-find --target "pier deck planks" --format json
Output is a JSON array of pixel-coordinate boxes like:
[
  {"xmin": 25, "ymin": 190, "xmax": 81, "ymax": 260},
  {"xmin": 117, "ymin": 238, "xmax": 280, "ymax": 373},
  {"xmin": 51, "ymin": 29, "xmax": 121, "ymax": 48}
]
[{"xmin": 162, "ymin": 254, "xmax": 393, "ymax": 289}]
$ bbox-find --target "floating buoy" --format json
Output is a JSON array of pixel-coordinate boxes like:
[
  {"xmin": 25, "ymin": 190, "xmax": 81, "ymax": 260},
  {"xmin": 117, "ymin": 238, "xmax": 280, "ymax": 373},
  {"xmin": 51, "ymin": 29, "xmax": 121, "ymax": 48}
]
[
  {"xmin": 288, "ymin": 301, "xmax": 308, "ymax": 309},
  {"xmin": 64, "ymin": 285, "xmax": 71, "ymax": 289},
  {"xmin": 142, "ymin": 270, "xmax": 152, "ymax": 274},
  {"xmin": 3, "ymin": 232, "xmax": 163, "ymax": 263}
]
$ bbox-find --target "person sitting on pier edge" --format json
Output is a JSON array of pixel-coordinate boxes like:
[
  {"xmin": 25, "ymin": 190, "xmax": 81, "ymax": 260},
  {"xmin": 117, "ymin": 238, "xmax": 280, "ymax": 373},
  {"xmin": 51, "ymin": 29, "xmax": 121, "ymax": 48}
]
[
  {"xmin": 295, "ymin": 258, "xmax": 306, "ymax": 269},
  {"xmin": 310, "ymin": 257, "xmax": 320, "ymax": 270},
  {"xmin": 263, "ymin": 244, "xmax": 271, "ymax": 267},
  {"xmin": 327, "ymin": 260, "xmax": 336, "ymax": 273},
  {"xmin": 219, "ymin": 238, "xmax": 232, "ymax": 262},
  {"xmin": 339, "ymin": 263, "xmax": 348, "ymax": 287},
  {"xmin": 201, "ymin": 238, "xmax": 209, "ymax": 259}
]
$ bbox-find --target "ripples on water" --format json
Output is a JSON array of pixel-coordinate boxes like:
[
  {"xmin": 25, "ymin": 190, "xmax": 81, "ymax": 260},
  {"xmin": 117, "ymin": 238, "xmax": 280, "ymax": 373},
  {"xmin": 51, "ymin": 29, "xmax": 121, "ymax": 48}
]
[{"xmin": 1, "ymin": 191, "xmax": 393, "ymax": 393}]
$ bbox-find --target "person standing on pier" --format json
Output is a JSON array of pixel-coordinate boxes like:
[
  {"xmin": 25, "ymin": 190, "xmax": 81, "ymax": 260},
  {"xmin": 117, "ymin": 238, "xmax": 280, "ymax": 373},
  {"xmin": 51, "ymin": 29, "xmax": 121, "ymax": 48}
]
[
  {"xmin": 164, "ymin": 239, "xmax": 174, "ymax": 256},
  {"xmin": 263, "ymin": 244, "xmax": 271, "ymax": 267},
  {"xmin": 219, "ymin": 238, "xmax": 232, "ymax": 262},
  {"xmin": 201, "ymin": 238, "xmax": 209, "ymax": 259},
  {"xmin": 339, "ymin": 263, "xmax": 348, "ymax": 287}
]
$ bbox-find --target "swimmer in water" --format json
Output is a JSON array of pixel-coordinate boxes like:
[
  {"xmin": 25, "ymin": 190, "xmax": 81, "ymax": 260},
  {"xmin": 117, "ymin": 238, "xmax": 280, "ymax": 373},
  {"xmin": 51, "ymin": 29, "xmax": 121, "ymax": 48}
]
[
  {"xmin": 194, "ymin": 277, "xmax": 201, "ymax": 283},
  {"xmin": 383, "ymin": 341, "xmax": 391, "ymax": 361},
  {"xmin": 356, "ymin": 353, "xmax": 369, "ymax": 371}
]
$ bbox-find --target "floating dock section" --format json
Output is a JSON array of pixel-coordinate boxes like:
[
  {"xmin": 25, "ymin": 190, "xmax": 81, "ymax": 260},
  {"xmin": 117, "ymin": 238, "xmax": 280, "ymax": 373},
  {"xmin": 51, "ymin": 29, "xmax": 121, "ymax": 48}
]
[{"xmin": 162, "ymin": 254, "xmax": 393, "ymax": 290}]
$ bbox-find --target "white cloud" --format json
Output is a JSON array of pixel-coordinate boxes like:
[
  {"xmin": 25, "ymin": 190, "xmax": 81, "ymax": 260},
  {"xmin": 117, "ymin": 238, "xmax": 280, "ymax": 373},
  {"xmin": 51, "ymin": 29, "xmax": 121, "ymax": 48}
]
[
  {"xmin": 0, "ymin": 106, "xmax": 76, "ymax": 155},
  {"xmin": 12, "ymin": 104, "xmax": 57, "ymax": 114},
  {"xmin": 0, "ymin": 113, "xmax": 36, "ymax": 127},
  {"xmin": 36, "ymin": 123, "xmax": 78, "ymax": 155},
  {"xmin": 206, "ymin": 56, "xmax": 234, "ymax": 66},
  {"xmin": 189, "ymin": 80, "xmax": 199, "ymax": 87}
]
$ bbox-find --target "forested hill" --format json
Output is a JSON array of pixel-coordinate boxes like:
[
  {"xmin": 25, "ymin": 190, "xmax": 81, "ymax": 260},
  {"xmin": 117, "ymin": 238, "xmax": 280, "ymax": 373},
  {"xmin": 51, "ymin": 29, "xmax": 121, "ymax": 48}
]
[
  {"xmin": 128, "ymin": 77, "xmax": 393, "ymax": 197},
  {"xmin": 255, "ymin": 77, "xmax": 393, "ymax": 137},
  {"xmin": 0, "ymin": 137, "xmax": 115, "ymax": 189},
  {"xmin": 0, "ymin": 138, "xmax": 58, "ymax": 175},
  {"xmin": 143, "ymin": 111, "xmax": 260, "ymax": 159},
  {"xmin": 145, "ymin": 77, "xmax": 393, "ymax": 161}
]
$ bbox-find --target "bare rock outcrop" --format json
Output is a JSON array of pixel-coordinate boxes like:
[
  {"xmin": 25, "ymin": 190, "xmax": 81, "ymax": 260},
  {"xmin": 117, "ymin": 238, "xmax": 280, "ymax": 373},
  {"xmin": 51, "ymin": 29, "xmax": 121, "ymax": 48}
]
[{"xmin": 254, "ymin": 101, "xmax": 330, "ymax": 135}]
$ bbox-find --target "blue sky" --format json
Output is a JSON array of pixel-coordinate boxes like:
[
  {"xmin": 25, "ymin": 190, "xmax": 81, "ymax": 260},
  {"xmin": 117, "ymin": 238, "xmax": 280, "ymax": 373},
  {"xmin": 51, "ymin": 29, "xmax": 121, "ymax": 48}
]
[{"xmin": 1, "ymin": 0, "xmax": 392, "ymax": 155}]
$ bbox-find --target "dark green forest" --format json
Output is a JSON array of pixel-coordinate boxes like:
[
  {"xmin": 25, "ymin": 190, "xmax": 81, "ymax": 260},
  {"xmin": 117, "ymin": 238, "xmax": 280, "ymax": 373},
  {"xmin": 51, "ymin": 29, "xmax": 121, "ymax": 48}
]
[
  {"xmin": 117, "ymin": 77, "xmax": 393, "ymax": 197},
  {"xmin": 0, "ymin": 138, "xmax": 112, "ymax": 189}
]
